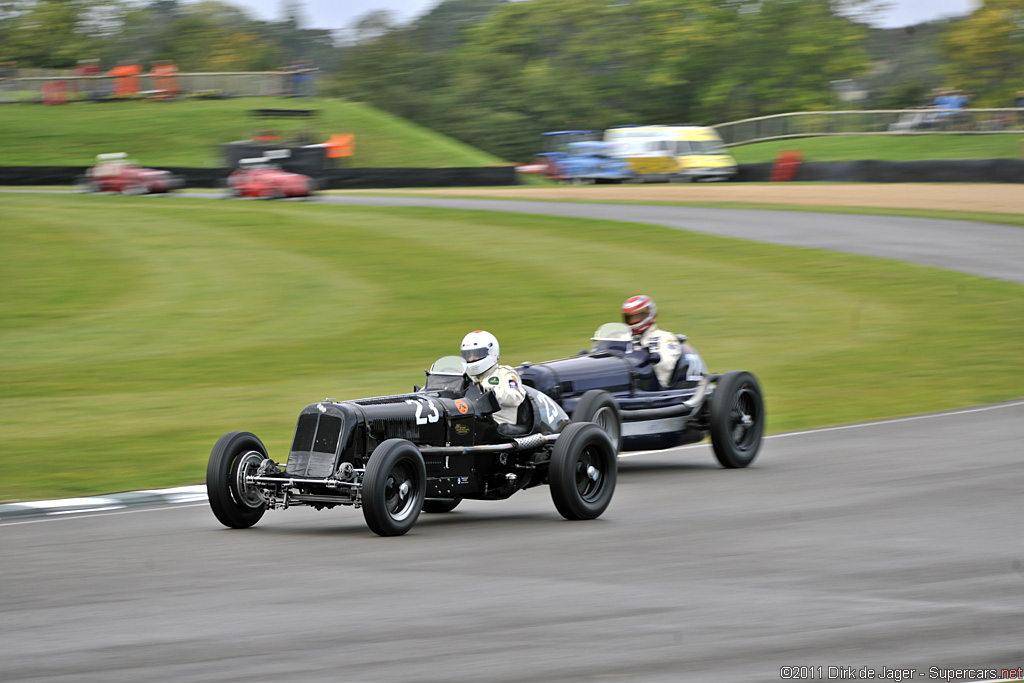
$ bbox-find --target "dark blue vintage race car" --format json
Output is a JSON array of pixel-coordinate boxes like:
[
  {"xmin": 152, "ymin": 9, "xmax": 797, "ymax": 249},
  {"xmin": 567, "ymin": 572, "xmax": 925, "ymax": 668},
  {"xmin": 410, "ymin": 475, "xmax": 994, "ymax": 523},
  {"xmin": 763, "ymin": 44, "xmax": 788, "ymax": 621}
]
[
  {"xmin": 207, "ymin": 357, "xmax": 616, "ymax": 536},
  {"xmin": 517, "ymin": 323, "xmax": 764, "ymax": 468}
]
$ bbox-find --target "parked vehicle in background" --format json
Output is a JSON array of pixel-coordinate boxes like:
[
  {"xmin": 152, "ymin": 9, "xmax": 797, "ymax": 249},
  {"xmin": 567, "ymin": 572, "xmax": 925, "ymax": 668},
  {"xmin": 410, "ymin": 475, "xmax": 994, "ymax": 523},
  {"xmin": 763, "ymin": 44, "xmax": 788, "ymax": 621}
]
[
  {"xmin": 518, "ymin": 130, "xmax": 601, "ymax": 178},
  {"xmin": 604, "ymin": 125, "xmax": 738, "ymax": 182},
  {"xmin": 553, "ymin": 141, "xmax": 635, "ymax": 184},
  {"xmin": 78, "ymin": 153, "xmax": 182, "ymax": 194},
  {"xmin": 225, "ymin": 154, "xmax": 317, "ymax": 199}
]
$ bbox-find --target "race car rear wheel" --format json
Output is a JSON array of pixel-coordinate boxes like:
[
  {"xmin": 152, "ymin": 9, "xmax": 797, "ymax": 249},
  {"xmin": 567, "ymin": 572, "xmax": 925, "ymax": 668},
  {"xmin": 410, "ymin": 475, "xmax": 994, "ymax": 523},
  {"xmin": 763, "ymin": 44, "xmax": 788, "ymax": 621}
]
[
  {"xmin": 571, "ymin": 390, "xmax": 621, "ymax": 452},
  {"xmin": 207, "ymin": 431, "xmax": 268, "ymax": 529},
  {"xmin": 709, "ymin": 371, "xmax": 765, "ymax": 468},
  {"xmin": 422, "ymin": 498, "xmax": 462, "ymax": 514},
  {"xmin": 550, "ymin": 422, "xmax": 617, "ymax": 520},
  {"xmin": 362, "ymin": 439, "xmax": 426, "ymax": 536}
]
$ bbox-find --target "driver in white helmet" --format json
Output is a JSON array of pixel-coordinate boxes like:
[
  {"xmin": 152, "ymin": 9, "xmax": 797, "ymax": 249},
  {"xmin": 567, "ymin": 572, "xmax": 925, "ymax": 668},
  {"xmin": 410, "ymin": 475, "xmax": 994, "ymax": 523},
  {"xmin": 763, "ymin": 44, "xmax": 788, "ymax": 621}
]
[
  {"xmin": 460, "ymin": 330, "xmax": 525, "ymax": 425},
  {"xmin": 622, "ymin": 294, "xmax": 683, "ymax": 388}
]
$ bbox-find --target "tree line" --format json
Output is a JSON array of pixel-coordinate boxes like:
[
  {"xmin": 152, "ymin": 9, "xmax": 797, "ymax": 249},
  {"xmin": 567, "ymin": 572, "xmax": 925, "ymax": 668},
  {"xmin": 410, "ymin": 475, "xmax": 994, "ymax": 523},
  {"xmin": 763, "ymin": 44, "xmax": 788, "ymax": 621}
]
[{"xmin": 2, "ymin": 0, "xmax": 1021, "ymax": 161}]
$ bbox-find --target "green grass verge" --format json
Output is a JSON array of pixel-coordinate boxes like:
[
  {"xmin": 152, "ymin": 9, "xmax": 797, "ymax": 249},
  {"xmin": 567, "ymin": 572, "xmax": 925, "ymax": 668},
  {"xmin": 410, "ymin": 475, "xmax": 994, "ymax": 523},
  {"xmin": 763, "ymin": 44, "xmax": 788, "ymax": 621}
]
[
  {"xmin": 729, "ymin": 134, "xmax": 1024, "ymax": 163},
  {"xmin": 1, "ymin": 194, "xmax": 1022, "ymax": 501},
  {"xmin": 0, "ymin": 97, "xmax": 506, "ymax": 168}
]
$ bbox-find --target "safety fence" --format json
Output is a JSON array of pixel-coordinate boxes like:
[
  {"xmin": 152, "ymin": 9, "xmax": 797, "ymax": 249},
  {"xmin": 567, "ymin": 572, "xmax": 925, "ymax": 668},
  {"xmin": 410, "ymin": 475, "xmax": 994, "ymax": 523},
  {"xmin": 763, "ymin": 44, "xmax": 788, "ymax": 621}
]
[
  {"xmin": 713, "ymin": 109, "xmax": 1024, "ymax": 146},
  {"xmin": 0, "ymin": 71, "xmax": 315, "ymax": 103}
]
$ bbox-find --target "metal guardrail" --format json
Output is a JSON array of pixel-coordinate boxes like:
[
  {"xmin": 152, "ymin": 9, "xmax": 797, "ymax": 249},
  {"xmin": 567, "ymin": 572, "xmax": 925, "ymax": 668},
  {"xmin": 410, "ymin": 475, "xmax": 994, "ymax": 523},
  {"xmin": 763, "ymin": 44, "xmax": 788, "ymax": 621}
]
[
  {"xmin": 713, "ymin": 109, "xmax": 1024, "ymax": 146},
  {"xmin": 0, "ymin": 72, "xmax": 316, "ymax": 103}
]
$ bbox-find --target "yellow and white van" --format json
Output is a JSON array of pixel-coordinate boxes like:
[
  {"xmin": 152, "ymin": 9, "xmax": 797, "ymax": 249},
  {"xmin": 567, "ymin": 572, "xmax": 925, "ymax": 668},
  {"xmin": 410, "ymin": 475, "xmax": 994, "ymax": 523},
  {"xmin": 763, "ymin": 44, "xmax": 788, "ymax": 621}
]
[{"xmin": 603, "ymin": 125, "xmax": 738, "ymax": 182}]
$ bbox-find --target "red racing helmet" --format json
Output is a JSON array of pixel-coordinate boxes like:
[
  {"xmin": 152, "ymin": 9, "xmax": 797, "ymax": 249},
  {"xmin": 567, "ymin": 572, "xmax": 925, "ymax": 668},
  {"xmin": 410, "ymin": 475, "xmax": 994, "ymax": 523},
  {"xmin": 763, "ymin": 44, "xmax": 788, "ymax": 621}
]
[{"xmin": 622, "ymin": 295, "xmax": 657, "ymax": 335}]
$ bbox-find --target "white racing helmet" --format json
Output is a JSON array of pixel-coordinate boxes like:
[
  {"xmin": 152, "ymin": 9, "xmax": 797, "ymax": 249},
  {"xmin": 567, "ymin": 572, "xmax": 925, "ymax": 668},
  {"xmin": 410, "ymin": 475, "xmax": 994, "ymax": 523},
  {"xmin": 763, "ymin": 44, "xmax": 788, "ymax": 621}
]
[{"xmin": 460, "ymin": 330, "xmax": 500, "ymax": 376}]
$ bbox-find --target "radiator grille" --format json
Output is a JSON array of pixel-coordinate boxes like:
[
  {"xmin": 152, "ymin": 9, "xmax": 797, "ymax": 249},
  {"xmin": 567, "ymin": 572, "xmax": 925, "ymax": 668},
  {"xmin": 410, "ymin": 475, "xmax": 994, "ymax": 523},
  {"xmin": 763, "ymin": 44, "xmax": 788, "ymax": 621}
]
[
  {"xmin": 292, "ymin": 413, "xmax": 317, "ymax": 452},
  {"xmin": 287, "ymin": 412, "xmax": 344, "ymax": 477},
  {"xmin": 306, "ymin": 452, "xmax": 336, "ymax": 478},
  {"xmin": 313, "ymin": 415, "xmax": 342, "ymax": 454}
]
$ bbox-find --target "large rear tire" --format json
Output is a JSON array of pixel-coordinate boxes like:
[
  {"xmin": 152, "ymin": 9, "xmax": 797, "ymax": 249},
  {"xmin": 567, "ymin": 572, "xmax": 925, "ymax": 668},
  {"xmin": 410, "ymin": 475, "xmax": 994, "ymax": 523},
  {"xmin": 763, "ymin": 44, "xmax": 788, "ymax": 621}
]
[
  {"xmin": 709, "ymin": 371, "xmax": 765, "ymax": 468},
  {"xmin": 362, "ymin": 439, "xmax": 427, "ymax": 536},
  {"xmin": 571, "ymin": 390, "xmax": 621, "ymax": 452},
  {"xmin": 549, "ymin": 422, "xmax": 617, "ymax": 520},
  {"xmin": 206, "ymin": 431, "xmax": 268, "ymax": 529}
]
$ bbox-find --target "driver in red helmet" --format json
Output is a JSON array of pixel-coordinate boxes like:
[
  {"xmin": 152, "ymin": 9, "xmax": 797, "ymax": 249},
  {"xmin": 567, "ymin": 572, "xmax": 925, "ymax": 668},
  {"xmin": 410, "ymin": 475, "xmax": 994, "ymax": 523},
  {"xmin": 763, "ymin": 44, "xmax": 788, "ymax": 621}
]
[{"xmin": 622, "ymin": 295, "xmax": 683, "ymax": 388}]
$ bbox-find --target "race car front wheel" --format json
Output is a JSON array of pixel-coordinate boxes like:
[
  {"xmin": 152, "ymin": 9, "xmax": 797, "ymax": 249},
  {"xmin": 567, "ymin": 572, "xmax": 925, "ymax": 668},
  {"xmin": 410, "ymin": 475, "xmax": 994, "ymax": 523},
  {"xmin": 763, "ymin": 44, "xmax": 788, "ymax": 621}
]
[
  {"xmin": 207, "ymin": 431, "xmax": 268, "ymax": 529},
  {"xmin": 549, "ymin": 422, "xmax": 617, "ymax": 520},
  {"xmin": 709, "ymin": 371, "xmax": 765, "ymax": 468},
  {"xmin": 76, "ymin": 176, "xmax": 99, "ymax": 193},
  {"xmin": 362, "ymin": 439, "xmax": 427, "ymax": 536}
]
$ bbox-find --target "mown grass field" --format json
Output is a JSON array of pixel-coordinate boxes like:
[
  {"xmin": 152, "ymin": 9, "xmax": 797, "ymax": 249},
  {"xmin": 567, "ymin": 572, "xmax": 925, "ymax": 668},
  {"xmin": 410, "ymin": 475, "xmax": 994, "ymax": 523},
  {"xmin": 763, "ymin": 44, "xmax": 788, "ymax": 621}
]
[
  {"xmin": 0, "ymin": 98, "xmax": 505, "ymax": 168},
  {"xmin": 729, "ymin": 133, "xmax": 1024, "ymax": 163},
  {"xmin": 2, "ymin": 193, "xmax": 1022, "ymax": 502}
]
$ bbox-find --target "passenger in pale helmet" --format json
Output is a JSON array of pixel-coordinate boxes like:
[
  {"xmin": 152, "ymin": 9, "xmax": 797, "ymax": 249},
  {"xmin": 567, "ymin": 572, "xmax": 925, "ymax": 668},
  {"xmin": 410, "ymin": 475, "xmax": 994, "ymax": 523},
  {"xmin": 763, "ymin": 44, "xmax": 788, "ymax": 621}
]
[{"xmin": 460, "ymin": 330, "xmax": 525, "ymax": 425}]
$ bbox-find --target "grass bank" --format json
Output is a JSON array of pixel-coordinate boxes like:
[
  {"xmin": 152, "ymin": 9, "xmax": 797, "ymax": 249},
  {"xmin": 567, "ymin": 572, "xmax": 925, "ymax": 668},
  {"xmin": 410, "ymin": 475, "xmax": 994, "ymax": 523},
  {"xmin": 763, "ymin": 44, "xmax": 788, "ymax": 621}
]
[
  {"xmin": 0, "ymin": 98, "xmax": 505, "ymax": 167},
  {"xmin": 729, "ymin": 133, "xmax": 1024, "ymax": 163}
]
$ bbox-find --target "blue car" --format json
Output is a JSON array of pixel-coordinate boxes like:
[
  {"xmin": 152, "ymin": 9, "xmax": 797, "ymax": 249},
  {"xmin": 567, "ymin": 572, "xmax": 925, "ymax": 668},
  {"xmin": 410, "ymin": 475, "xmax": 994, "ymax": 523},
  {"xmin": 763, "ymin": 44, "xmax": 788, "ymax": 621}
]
[{"xmin": 554, "ymin": 141, "xmax": 635, "ymax": 184}]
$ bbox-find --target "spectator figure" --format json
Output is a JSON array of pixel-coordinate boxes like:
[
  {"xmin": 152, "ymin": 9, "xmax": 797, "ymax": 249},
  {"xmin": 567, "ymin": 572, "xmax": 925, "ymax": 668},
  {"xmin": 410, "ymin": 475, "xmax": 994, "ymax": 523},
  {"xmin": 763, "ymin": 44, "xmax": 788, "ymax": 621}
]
[
  {"xmin": 294, "ymin": 59, "xmax": 317, "ymax": 98},
  {"xmin": 108, "ymin": 62, "xmax": 142, "ymax": 98},
  {"xmin": 73, "ymin": 59, "xmax": 100, "ymax": 100},
  {"xmin": 150, "ymin": 60, "xmax": 179, "ymax": 100},
  {"xmin": 1014, "ymin": 91, "xmax": 1024, "ymax": 129}
]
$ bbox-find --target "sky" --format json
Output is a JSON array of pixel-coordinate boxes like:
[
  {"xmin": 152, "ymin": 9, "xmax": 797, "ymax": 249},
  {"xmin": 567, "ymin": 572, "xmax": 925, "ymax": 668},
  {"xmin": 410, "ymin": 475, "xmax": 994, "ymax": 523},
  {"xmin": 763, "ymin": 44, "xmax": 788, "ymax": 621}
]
[{"xmin": 227, "ymin": 0, "xmax": 980, "ymax": 33}]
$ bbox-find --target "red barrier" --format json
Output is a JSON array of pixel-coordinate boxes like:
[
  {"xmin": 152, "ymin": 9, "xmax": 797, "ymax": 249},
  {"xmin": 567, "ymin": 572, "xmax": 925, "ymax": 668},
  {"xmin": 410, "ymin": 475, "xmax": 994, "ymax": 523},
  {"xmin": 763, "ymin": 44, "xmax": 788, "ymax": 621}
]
[{"xmin": 770, "ymin": 150, "xmax": 803, "ymax": 182}]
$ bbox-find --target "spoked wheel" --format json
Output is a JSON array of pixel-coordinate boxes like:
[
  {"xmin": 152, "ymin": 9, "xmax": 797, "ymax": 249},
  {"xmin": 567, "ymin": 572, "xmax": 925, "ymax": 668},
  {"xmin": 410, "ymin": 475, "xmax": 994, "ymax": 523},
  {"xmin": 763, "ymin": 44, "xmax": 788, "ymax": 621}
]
[
  {"xmin": 422, "ymin": 498, "xmax": 462, "ymax": 514},
  {"xmin": 549, "ymin": 422, "xmax": 617, "ymax": 520},
  {"xmin": 571, "ymin": 390, "xmax": 621, "ymax": 452},
  {"xmin": 206, "ymin": 431, "xmax": 268, "ymax": 528},
  {"xmin": 709, "ymin": 371, "xmax": 765, "ymax": 468},
  {"xmin": 362, "ymin": 439, "xmax": 426, "ymax": 536}
]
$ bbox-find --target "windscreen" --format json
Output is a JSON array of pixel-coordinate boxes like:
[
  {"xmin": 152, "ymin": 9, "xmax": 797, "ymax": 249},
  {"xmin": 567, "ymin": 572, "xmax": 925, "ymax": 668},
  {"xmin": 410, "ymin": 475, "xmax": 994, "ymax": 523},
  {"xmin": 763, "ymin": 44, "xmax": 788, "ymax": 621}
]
[{"xmin": 591, "ymin": 322, "xmax": 632, "ymax": 352}]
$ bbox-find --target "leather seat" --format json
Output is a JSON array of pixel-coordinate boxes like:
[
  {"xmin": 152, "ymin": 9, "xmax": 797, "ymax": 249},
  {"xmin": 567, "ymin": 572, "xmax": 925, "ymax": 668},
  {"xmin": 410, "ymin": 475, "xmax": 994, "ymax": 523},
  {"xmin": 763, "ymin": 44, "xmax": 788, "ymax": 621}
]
[{"xmin": 496, "ymin": 396, "xmax": 535, "ymax": 436}]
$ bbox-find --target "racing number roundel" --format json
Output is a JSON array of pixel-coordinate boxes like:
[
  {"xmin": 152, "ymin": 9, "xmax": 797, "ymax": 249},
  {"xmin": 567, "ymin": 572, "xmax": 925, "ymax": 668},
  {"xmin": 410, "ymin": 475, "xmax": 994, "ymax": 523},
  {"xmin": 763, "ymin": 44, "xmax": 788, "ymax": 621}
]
[{"xmin": 455, "ymin": 399, "xmax": 469, "ymax": 414}]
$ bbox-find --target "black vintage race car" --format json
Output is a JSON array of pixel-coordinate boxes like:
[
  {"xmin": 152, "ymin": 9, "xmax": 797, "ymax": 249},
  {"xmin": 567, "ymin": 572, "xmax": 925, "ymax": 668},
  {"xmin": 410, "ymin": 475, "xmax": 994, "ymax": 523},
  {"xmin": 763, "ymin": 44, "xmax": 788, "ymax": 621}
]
[
  {"xmin": 517, "ymin": 323, "xmax": 765, "ymax": 468},
  {"xmin": 207, "ymin": 356, "xmax": 617, "ymax": 536}
]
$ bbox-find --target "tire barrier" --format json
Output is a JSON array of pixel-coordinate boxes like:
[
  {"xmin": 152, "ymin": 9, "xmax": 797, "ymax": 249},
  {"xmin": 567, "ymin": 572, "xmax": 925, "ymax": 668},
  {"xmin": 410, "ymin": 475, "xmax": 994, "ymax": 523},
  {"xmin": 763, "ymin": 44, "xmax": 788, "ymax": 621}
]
[
  {"xmin": 738, "ymin": 158, "xmax": 1024, "ymax": 183},
  {"xmin": 0, "ymin": 165, "xmax": 520, "ymax": 188},
  {"xmin": 4, "ymin": 160, "xmax": 1017, "ymax": 187}
]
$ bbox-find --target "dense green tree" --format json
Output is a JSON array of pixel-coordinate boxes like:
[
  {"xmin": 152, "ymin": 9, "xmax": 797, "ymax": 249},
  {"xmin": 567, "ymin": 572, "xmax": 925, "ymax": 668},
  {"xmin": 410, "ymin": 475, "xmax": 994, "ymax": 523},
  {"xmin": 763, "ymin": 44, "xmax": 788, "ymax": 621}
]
[
  {"xmin": 0, "ymin": 0, "xmax": 114, "ymax": 67},
  {"xmin": 941, "ymin": 0, "xmax": 1024, "ymax": 105}
]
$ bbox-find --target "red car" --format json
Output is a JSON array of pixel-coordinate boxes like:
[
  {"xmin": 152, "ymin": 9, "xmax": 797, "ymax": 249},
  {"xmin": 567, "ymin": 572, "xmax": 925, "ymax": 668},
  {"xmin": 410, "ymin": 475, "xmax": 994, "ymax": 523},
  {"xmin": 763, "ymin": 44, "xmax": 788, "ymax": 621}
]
[
  {"xmin": 79, "ymin": 153, "xmax": 182, "ymax": 194},
  {"xmin": 225, "ymin": 158, "xmax": 317, "ymax": 199}
]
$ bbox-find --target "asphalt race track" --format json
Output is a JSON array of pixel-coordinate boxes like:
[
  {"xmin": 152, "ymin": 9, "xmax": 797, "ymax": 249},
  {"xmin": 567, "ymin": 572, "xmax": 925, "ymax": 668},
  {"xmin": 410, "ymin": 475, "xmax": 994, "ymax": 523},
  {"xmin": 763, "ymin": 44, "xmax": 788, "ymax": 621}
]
[
  {"xmin": 2, "ymin": 196, "xmax": 1023, "ymax": 682},
  {"xmin": 315, "ymin": 196, "xmax": 1024, "ymax": 285}
]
